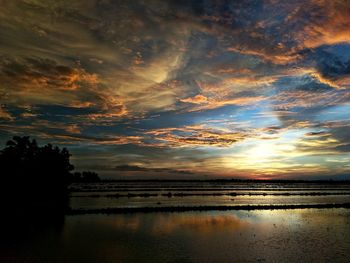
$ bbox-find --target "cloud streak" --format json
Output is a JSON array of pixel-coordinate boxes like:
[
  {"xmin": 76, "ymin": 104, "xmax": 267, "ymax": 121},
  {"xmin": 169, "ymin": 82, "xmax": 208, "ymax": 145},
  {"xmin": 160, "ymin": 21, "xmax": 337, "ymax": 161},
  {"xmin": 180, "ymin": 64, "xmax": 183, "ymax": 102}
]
[{"xmin": 1, "ymin": 0, "xmax": 350, "ymax": 179}]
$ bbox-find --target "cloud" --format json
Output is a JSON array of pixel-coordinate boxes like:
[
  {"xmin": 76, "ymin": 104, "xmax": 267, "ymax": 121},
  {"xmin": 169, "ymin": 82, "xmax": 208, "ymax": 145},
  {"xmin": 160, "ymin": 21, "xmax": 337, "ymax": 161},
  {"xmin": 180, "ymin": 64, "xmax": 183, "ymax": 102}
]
[
  {"xmin": 0, "ymin": 106, "xmax": 13, "ymax": 120},
  {"xmin": 305, "ymin": 131, "xmax": 330, "ymax": 137},
  {"xmin": 0, "ymin": 57, "xmax": 97, "ymax": 104},
  {"xmin": 227, "ymin": 46, "xmax": 300, "ymax": 65},
  {"xmin": 0, "ymin": 57, "xmax": 98, "ymax": 91},
  {"xmin": 0, "ymin": 120, "xmax": 143, "ymax": 146},
  {"xmin": 180, "ymin": 94, "xmax": 208, "ymax": 104},
  {"xmin": 114, "ymin": 164, "xmax": 194, "ymax": 174},
  {"xmin": 297, "ymin": 0, "xmax": 350, "ymax": 49},
  {"xmin": 144, "ymin": 124, "xmax": 248, "ymax": 148},
  {"xmin": 1, "ymin": 0, "xmax": 350, "ymax": 179},
  {"xmin": 334, "ymin": 144, "xmax": 350, "ymax": 152}
]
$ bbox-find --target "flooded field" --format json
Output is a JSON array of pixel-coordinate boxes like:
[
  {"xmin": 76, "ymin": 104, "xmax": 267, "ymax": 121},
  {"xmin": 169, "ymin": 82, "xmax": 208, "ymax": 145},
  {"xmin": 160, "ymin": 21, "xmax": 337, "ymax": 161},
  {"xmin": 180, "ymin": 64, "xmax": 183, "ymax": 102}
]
[
  {"xmin": 1, "ymin": 182, "xmax": 350, "ymax": 262},
  {"xmin": 69, "ymin": 181, "xmax": 350, "ymax": 211},
  {"xmin": 1, "ymin": 209, "xmax": 350, "ymax": 262}
]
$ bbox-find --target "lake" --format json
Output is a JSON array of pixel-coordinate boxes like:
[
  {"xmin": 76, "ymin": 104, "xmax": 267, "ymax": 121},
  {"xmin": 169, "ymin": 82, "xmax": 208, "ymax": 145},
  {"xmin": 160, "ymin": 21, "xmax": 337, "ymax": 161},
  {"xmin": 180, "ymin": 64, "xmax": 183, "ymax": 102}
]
[{"xmin": 1, "ymin": 181, "xmax": 350, "ymax": 262}]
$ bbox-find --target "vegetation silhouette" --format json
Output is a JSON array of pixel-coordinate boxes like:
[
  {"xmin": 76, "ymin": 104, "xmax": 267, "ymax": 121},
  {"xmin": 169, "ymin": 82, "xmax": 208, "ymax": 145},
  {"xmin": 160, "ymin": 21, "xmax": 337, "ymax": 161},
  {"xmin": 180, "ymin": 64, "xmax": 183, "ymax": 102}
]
[
  {"xmin": 0, "ymin": 136, "xmax": 100, "ymax": 216},
  {"xmin": 72, "ymin": 171, "xmax": 101, "ymax": 183}
]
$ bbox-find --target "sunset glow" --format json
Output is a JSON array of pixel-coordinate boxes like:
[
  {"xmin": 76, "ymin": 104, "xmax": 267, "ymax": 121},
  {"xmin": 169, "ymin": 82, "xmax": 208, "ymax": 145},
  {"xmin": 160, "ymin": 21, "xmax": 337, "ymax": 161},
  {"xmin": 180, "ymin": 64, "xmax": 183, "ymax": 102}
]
[{"xmin": 1, "ymin": 0, "xmax": 350, "ymax": 179}]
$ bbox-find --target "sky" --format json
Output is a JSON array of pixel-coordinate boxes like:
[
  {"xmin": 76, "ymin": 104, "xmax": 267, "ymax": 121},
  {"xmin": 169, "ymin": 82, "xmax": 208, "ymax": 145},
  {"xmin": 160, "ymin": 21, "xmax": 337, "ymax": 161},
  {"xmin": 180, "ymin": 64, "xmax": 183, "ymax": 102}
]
[{"xmin": 0, "ymin": 0, "xmax": 350, "ymax": 180}]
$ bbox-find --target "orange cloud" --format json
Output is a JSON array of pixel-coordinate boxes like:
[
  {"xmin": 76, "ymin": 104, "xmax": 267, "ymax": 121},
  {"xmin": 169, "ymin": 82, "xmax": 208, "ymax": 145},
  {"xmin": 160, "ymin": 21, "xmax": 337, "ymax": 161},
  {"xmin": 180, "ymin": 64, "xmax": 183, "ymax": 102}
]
[
  {"xmin": 0, "ymin": 106, "xmax": 13, "ymax": 120},
  {"xmin": 299, "ymin": 0, "xmax": 350, "ymax": 48},
  {"xmin": 227, "ymin": 46, "xmax": 301, "ymax": 65},
  {"xmin": 65, "ymin": 124, "xmax": 81, "ymax": 134},
  {"xmin": 186, "ymin": 95, "xmax": 266, "ymax": 112},
  {"xmin": 271, "ymin": 90, "xmax": 344, "ymax": 110},
  {"xmin": 0, "ymin": 58, "xmax": 98, "ymax": 92},
  {"xmin": 145, "ymin": 125, "xmax": 247, "ymax": 147},
  {"xmin": 180, "ymin": 94, "xmax": 208, "ymax": 104},
  {"xmin": 216, "ymin": 68, "xmax": 252, "ymax": 75}
]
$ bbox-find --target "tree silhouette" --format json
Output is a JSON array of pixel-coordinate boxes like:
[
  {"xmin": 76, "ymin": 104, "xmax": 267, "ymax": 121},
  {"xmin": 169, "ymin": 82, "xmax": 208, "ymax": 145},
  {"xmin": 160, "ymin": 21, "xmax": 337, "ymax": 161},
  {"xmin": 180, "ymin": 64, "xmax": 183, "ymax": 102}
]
[
  {"xmin": 72, "ymin": 171, "xmax": 101, "ymax": 183},
  {"xmin": 0, "ymin": 136, "xmax": 74, "ymax": 212}
]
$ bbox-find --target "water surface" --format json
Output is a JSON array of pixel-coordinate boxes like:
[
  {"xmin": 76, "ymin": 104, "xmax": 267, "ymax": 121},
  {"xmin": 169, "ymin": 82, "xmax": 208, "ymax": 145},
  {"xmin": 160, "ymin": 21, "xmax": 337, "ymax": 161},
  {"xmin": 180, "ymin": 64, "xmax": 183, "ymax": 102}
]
[
  {"xmin": 1, "ymin": 209, "xmax": 350, "ymax": 262},
  {"xmin": 70, "ymin": 181, "xmax": 350, "ymax": 210}
]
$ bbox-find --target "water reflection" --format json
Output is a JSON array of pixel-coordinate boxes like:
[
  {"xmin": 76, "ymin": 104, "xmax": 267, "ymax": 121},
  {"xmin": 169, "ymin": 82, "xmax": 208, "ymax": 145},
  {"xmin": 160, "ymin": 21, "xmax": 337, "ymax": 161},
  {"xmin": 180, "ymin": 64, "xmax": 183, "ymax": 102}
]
[
  {"xmin": 0, "ymin": 212, "xmax": 65, "ymax": 263},
  {"xmin": 2, "ymin": 209, "xmax": 349, "ymax": 262},
  {"xmin": 69, "ymin": 182, "xmax": 350, "ymax": 210},
  {"xmin": 149, "ymin": 214, "xmax": 251, "ymax": 234}
]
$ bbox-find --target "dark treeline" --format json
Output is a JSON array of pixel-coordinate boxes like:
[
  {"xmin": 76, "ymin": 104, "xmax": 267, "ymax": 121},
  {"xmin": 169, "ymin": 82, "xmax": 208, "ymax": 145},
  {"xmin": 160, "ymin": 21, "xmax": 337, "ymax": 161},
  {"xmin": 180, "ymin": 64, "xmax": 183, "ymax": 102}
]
[
  {"xmin": 0, "ymin": 136, "xmax": 100, "ymax": 214},
  {"xmin": 72, "ymin": 171, "xmax": 101, "ymax": 183}
]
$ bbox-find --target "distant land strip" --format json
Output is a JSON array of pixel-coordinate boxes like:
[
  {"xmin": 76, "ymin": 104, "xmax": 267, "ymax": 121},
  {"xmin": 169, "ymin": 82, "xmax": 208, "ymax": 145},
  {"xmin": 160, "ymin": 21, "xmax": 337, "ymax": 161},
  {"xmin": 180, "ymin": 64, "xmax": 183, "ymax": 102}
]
[{"xmin": 67, "ymin": 203, "xmax": 350, "ymax": 215}]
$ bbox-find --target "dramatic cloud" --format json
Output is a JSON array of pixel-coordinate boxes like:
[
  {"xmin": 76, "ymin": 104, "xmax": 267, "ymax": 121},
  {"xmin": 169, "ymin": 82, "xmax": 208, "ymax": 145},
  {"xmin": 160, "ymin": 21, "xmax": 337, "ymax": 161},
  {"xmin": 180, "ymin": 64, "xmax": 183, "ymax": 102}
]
[
  {"xmin": 1, "ymin": 0, "xmax": 350, "ymax": 179},
  {"xmin": 144, "ymin": 125, "xmax": 248, "ymax": 147}
]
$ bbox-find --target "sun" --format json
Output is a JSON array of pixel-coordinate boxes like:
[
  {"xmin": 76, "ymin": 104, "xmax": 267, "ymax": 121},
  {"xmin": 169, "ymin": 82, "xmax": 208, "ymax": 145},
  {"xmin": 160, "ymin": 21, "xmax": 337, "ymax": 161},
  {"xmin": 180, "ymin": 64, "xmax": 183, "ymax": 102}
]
[{"xmin": 247, "ymin": 143, "xmax": 278, "ymax": 163}]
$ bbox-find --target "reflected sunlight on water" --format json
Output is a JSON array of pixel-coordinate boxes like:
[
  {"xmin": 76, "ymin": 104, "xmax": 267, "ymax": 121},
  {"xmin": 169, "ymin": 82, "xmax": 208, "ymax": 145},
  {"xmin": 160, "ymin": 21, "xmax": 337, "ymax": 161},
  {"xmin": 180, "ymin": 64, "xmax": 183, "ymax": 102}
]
[
  {"xmin": 2, "ymin": 209, "xmax": 350, "ymax": 262},
  {"xmin": 69, "ymin": 182, "xmax": 350, "ymax": 210}
]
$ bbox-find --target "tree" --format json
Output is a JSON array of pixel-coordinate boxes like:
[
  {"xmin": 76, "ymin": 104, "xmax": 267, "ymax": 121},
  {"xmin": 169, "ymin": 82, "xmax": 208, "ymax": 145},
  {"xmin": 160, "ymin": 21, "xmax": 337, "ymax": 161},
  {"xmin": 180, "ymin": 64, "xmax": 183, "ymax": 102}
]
[
  {"xmin": 72, "ymin": 171, "xmax": 101, "ymax": 183},
  {"xmin": 0, "ymin": 136, "xmax": 74, "ymax": 212}
]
